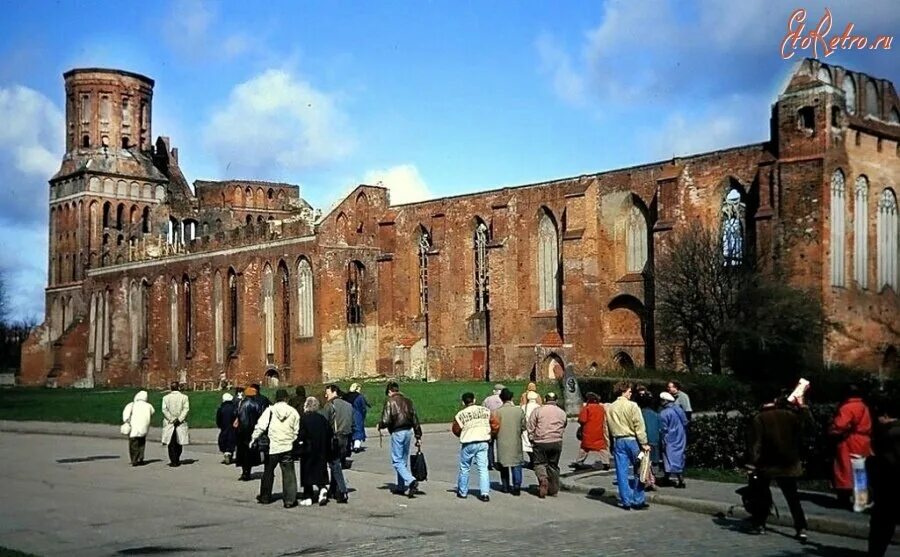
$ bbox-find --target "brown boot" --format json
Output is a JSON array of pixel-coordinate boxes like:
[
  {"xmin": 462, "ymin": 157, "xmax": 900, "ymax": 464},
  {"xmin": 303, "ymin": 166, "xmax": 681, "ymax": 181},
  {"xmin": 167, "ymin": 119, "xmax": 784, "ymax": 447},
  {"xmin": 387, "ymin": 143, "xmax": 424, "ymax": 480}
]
[{"xmin": 538, "ymin": 478, "xmax": 548, "ymax": 499}]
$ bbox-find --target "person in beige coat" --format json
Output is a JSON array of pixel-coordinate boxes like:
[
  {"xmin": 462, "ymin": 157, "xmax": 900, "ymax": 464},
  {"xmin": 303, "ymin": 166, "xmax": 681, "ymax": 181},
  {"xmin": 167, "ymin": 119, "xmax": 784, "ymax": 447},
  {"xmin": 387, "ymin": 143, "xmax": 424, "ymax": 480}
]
[{"xmin": 161, "ymin": 382, "xmax": 190, "ymax": 467}]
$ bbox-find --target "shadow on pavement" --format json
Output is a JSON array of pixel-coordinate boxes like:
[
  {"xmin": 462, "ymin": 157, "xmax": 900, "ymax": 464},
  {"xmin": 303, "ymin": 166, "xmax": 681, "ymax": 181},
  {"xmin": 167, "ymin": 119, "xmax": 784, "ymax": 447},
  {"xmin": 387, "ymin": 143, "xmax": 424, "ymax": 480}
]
[
  {"xmin": 56, "ymin": 455, "xmax": 120, "ymax": 464},
  {"xmin": 710, "ymin": 515, "xmax": 868, "ymax": 556}
]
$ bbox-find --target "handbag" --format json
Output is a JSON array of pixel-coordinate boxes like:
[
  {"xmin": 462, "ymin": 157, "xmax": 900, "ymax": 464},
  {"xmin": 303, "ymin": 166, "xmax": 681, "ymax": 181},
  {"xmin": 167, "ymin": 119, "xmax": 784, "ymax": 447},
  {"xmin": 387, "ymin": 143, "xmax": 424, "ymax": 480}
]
[
  {"xmin": 120, "ymin": 405, "xmax": 133, "ymax": 436},
  {"xmin": 410, "ymin": 444, "xmax": 428, "ymax": 482},
  {"xmin": 576, "ymin": 424, "xmax": 584, "ymax": 441},
  {"xmin": 256, "ymin": 412, "xmax": 272, "ymax": 456}
]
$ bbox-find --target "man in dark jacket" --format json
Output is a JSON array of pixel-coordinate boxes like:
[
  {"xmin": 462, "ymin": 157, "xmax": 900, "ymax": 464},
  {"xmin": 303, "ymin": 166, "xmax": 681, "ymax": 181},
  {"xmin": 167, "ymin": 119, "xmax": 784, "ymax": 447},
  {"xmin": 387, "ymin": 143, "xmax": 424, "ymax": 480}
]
[
  {"xmin": 236, "ymin": 385, "xmax": 270, "ymax": 481},
  {"xmin": 868, "ymin": 397, "xmax": 900, "ymax": 557},
  {"xmin": 748, "ymin": 393, "xmax": 813, "ymax": 541},
  {"xmin": 322, "ymin": 384, "xmax": 353, "ymax": 503},
  {"xmin": 288, "ymin": 385, "xmax": 307, "ymax": 415},
  {"xmin": 377, "ymin": 381, "xmax": 423, "ymax": 497}
]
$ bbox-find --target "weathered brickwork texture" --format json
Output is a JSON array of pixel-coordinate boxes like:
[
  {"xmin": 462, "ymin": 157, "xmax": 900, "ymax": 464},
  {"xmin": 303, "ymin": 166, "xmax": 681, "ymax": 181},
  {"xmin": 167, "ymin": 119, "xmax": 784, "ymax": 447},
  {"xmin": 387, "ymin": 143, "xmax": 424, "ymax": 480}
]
[{"xmin": 20, "ymin": 59, "xmax": 900, "ymax": 387}]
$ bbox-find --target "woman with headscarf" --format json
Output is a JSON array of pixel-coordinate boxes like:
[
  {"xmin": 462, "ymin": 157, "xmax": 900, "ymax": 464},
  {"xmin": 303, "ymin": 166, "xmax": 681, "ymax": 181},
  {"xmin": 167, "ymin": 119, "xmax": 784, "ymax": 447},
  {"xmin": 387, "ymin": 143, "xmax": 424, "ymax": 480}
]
[
  {"xmin": 519, "ymin": 382, "xmax": 544, "ymax": 406},
  {"xmin": 521, "ymin": 390, "xmax": 541, "ymax": 467},
  {"xmin": 298, "ymin": 396, "xmax": 333, "ymax": 506},
  {"xmin": 571, "ymin": 392, "xmax": 609, "ymax": 470},
  {"xmin": 122, "ymin": 391, "xmax": 155, "ymax": 466},
  {"xmin": 343, "ymin": 382, "xmax": 371, "ymax": 453},
  {"xmin": 659, "ymin": 391, "xmax": 689, "ymax": 488},
  {"xmin": 635, "ymin": 386, "xmax": 661, "ymax": 470},
  {"xmin": 236, "ymin": 385, "xmax": 270, "ymax": 481},
  {"xmin": 216, "ymin": 392, "xmax": 238, "ymax": 464},
  {"xmin": 829, "ymin": 384, "xmax": 872, "ymax": 509}
]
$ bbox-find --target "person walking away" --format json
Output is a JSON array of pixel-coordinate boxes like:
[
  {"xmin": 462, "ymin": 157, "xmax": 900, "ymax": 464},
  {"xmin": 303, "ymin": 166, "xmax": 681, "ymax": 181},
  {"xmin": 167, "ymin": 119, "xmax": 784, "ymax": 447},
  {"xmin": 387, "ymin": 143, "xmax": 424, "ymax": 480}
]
[
  {"xmin": 519, "ymin": 382, "xmax": 544, "ymax": 406},
  {"xmin": 161, "ymin": 382, "xmax": 190, "ymax": 467},
  {"xmin": 377, "ymin": 381, "xmax": 423, "ymax": 497},
  {"xmin": 483, "ymin": 384, "xmax": 505, "ymax": 470},
  {"xmin": 344, "ymin": 383, "xmax": 371, "ymax": 453},
  {"xmin": 494, "ymin": 388, "xmax": 526, "ymax": 495},
  {"xmin": 453, "ymin": 392, "xmax": 499, "ymax": 501},
  {"xmin": 748, "ymin": 392, "xmax": 812, "ymax": 540},
  {"xmin": 236, "ymin": 385, "xmax": 270, "ymax": 481},
  {"xmin": 527, "ymin": 392, "xmax": 568, "ymax": 498},
  {"xmin": 636, "ymin": 388, "xmax": 661, "ymax": 475},
  {"xmin": 571, "ymin": 392, "xmax": 609, "ymax": 471},
  {"xmin": 251, "ymin": 389, "xmax": 300, "ymax": 507},
  {"xmin": 607, "ymin": 381, "xmax": 650, "ymax": 510},
  {"xmin": 521, "ymin": 391, "xmax": 541, "ymax": 468},
  {"xmin": 868, "ymin": 397, "xmax": 900, "ymax": 557},
  {"xmin": 322, "ymin": 384, "xmax": 353, "ymax": 503},
  {"xmin": 659, "ymin": 392, "xmax": 689, "ymax": 488},
  {"xmin": 288, "ymin": 385, "xmax": 307, "ymax": 415},
  {"xmin": 666, "ymin": 380, "xmax": 693, "ymax": 421},
  {"xmin": 122, "ymin": 390, "xmax": 154, "ymax": 466},
  {"xmin": 829, "ymin": 384, "xmax": 873, "ymax": 509},
  {"xmin": 216, "ymin": 392, "xmax": 238, "ymax": 464},
  {"xmin": 297, "ymin": 397, "xmax": 333, "ymax": 506}
]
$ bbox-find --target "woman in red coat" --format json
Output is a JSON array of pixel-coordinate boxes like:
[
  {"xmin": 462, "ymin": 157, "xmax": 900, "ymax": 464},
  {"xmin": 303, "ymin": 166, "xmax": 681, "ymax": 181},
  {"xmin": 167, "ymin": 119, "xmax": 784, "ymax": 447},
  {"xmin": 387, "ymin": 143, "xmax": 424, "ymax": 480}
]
[
  {"xmin": 570, "ymin": 392, "xmax": 609, "ymax": 470},
  {"xmin": 829, "ymin": 385, "xmax": 872, "ymax": 509}
]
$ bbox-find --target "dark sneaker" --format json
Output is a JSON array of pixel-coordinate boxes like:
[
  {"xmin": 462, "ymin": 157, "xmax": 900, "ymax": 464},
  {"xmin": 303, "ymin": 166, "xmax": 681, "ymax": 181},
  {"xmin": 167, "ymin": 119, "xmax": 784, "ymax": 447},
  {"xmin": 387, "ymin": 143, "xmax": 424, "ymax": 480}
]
[
  {"xmin": 478, "ymin": 494, "xmax": 490, "ymax": 502},
  {"xmin": 511, "ymin": 488, "xmax": 521, "ymax": 497},
  {"xmin": 407, "ymin": 480, "xmax": 420, "ymax": 498},
  {"xmin": 795, "ymin": 530, "xmax": 808, "ymax": 543},
  {"xmin": 256, "ymin": 496, "xmax": 271, "ymax": 505},
  {"xmin": 456, "ymin": 492, "xmax": 468, "ymax": 499},
  {"xmin": 336, "ymin": 493, "xmax": 349, "ymax": 504},
  {"xmin": 283, "ymin": 501, "xmax": 298, "ymax": 509},
  {"xmin": 632, "ymin": 503, "xmax": 650, "ymax": 510},
  {"xmin": 538, "ymin": 479, "xmax": 548, "ymax": 499}
]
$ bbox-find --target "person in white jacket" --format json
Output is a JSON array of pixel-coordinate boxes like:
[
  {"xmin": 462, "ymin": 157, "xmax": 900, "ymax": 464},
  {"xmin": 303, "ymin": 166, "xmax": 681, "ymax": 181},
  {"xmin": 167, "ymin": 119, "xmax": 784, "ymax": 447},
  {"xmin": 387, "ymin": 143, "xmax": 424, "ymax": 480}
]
[
  {"xmin": 251, "ymin": 389, "xmax": 300, "ymax": 507},
  {"xmin": 161, "ymin": 382, "xmax": 190, "ymax": 467},
  {"xmin": 122, "ymin": 391, "xmax": 155, "ymax": 466},
  {"xmin": 521, "ymin": 391, "xmax": 541, "ymax": 468}
]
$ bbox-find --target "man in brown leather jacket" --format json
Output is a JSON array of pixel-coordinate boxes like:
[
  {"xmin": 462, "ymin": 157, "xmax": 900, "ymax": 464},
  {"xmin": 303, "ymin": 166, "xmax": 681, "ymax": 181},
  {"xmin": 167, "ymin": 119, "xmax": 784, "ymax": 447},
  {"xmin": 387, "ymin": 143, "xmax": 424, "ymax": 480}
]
[{"xmin": 377, "ymin": 382, "xmax": 423, "ymax": 497}]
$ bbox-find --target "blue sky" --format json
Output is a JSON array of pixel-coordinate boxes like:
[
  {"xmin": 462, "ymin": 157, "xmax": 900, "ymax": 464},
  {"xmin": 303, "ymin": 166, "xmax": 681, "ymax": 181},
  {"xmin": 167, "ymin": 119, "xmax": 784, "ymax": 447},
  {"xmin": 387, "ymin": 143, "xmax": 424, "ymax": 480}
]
[{"xmin": 1, "ymin": 0, "xmax": 898, "ymax": 322}]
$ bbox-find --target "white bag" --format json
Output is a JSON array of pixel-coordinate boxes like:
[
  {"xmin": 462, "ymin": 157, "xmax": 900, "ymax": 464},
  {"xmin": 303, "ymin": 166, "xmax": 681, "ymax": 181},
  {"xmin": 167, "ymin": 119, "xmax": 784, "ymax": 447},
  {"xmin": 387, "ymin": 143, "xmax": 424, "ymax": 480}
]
[
  {"xmin": 120, "ymin": 422, "xmax": 132, "ymax": 436},
  {"xmin": 851, "ymin": 454, "xmax": 870, "ymax": 512}
]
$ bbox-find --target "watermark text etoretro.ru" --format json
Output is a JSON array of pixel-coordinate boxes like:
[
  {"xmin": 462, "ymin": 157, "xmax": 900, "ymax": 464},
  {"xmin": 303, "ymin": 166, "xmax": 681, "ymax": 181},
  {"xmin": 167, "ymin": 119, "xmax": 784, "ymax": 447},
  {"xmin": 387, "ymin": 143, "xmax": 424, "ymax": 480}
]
[{"xmin": 781, "ymin": 8, "xmax": 893, "ymax": 60}]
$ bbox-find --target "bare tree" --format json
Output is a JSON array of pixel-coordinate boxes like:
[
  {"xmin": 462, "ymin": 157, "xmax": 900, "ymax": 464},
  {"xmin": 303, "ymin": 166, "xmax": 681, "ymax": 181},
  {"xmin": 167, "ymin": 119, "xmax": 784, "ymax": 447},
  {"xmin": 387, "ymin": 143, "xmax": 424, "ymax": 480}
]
[{"xmin": 655, "ymin": 223, "xmax": 823, "ymax": 375}]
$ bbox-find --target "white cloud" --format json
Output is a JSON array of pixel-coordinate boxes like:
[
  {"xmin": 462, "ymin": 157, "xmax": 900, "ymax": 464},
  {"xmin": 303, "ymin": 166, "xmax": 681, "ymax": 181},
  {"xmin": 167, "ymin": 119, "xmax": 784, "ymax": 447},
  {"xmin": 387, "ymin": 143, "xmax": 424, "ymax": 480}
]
[
  {"xmin": 0, "ymin": 84, "xmax": 62, "ymax": 322},
  {"xmin": 203, "ymin": 69, "xmax": 355, "ymax": 176},
  {"xmin": 363, "ymin": 164, "xmax": 432, "ymax": 205},
  {"xmin": 0, "ymin": 85, "xmax": 63, "ymax": 178},
  {"xmin": 536, "ymin": 34, "xmax": 587, "ymax": 107},
  {"xmin": 162, "ymin": 0, "xmax": 251, "ymax": 61}
]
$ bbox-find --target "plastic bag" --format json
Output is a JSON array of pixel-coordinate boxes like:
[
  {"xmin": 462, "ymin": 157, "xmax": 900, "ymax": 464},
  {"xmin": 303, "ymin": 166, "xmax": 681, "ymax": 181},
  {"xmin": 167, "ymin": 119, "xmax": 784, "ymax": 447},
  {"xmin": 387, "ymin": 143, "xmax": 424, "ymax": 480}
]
[
  {"xmin": 851, "ymin": 454, "xmax": 870, "ymax": 512},
  {"xmin": 638, "ymin": 452, "xmax": 652, "ymax": 484}
]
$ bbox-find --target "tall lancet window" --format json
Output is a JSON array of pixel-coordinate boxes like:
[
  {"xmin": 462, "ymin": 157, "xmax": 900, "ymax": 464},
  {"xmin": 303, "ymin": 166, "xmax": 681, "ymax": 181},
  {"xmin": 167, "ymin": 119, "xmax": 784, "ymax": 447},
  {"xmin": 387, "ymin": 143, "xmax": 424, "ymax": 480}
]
[
  {"xmin": 877, "ymin": 189, "xmax": 898, "ymax": 291},
  {"xmin": 537, "ymin": 211, "xmax": 559, "ymax": 311},
  {"xmin": 297, "ymin": 258, "xmax": 314, "ymax": 338},
  {"xmin": 262, "ymin": 264, "xmax": 275, "ymax": 364},
  {"xmin": 418, "ymin": 228, "xmax": 431, "ymax": 315},
  {"xmin": 474, "ymin": 220, "xmax": 490, "ymax": 312},
  {"xmin": 169, "ymin": 279, "xmax": 179, "ymax": 367},
  {"xmin": 722, "ymin": 188, "xmax": 746, "ymax": 266},
  {"xmin": 830, "ymin": 170, "xmax": 847, "ymax": 286},
  {"xmin": 625, "ymin": 204, "xmax": 648, "ymax": 273},
  {"xmin": 855, "ymin": 176, "xmax": 869, "ymax": 289},
  {"xmin": 347, "ymin": 261, "xmax": 364, "ymax": 324}
]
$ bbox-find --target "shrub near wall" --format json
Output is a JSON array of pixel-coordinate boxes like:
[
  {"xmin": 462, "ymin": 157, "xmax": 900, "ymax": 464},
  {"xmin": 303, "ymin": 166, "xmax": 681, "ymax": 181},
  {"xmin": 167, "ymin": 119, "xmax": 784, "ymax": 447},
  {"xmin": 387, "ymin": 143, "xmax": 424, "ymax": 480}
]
[{"xmin": 576, "ymin": 375, "xmax": 753, "ymax": 411}]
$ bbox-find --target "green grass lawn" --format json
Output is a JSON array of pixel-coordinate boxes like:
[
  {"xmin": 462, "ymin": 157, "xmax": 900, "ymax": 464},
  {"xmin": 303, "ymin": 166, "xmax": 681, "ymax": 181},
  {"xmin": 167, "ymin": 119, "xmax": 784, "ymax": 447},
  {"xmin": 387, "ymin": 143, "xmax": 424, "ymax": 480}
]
[
  {"xmin": 686, "ymin": 468, "xmax": 831, "ymax": 492},
  {"xmin": 0, "ymin": 548, "xmax": 38, "ymax": 557},
  {"xmin": 0, "ymin": 380, "xmax": 554, "ymax": 428}
]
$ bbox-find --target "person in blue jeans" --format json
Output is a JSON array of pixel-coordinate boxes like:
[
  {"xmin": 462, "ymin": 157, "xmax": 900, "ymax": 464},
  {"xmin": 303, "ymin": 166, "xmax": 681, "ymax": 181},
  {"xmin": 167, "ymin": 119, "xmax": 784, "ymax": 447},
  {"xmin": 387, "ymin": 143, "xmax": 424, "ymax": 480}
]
[
  {"xmin": 607, "ymin": 381, "xmax": 651, "ymax": 510},
  {"xmin": 377, "ymin": 382, "xmax": 423, "ymax": 498},
  {"xmin": 452, "ymin": 392, "xmax": 500, "ymax": 501}
]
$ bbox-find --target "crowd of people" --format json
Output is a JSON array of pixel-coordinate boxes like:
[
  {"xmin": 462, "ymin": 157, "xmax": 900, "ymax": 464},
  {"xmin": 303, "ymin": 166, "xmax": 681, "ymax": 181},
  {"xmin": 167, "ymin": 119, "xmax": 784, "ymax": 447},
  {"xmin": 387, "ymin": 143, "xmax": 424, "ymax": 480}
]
[{"xmin": 120, "ymin": 377, "xmax": 900, "ymax": 556}]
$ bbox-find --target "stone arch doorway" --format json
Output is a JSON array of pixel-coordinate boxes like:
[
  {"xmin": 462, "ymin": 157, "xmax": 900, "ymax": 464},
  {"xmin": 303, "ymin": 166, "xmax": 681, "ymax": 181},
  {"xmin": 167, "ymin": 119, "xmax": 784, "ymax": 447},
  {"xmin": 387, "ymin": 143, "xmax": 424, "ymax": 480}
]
[
  {"xmin": 541, "ymin": 354, "xmax": 564, "ymax": 381},
  {"xmin": 265, "ymin": 368, "xmax": 280, "ymax": 389},
  {"xmin": 614, "ymin": 351, "xmax": 635, "ymax": 370}
]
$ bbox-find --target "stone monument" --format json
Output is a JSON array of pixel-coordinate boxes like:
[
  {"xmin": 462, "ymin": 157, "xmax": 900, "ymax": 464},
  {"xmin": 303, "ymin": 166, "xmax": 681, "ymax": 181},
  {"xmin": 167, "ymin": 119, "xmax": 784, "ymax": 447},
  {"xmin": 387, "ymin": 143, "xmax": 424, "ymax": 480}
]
[{"xmin": 562, "ymin": 363, "xmax": 583, "ymax": 416}]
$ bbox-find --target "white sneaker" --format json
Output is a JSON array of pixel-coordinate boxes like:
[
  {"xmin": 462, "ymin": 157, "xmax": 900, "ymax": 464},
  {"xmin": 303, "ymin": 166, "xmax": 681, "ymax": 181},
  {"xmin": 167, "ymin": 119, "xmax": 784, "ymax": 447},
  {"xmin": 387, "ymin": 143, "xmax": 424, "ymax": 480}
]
[
  {"xmin": 300, "ymin": 499, "xmax": 312, "ymax": 507},
  {"xmin": 319, "ymin": 488, "xmax": 329, "ymax": 506}
]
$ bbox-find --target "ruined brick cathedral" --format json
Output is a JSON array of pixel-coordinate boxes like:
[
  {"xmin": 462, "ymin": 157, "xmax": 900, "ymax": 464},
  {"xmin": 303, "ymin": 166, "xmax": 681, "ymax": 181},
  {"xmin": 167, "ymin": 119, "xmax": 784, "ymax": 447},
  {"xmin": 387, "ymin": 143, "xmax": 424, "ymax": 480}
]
[{"xmin": 20, "ymin": 60, "xmax": 900, "ymax": 388}]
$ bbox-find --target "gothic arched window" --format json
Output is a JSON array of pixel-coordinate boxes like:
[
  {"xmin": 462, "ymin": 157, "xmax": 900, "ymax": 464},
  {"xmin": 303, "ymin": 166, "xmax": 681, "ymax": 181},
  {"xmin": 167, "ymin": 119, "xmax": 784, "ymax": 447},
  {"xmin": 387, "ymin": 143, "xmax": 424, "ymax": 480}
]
[
  {"xmin": 537, "ymin": 211, "xmax": 559, "ymax": 311},
  {"xmin": 722, "ymin": 188, "xmax": 746, "ymax": 266},
  {"xmin": 877, "ymin": 189, "xmax": 898, "ymax": 291},
  {"xmin": 830, "ymin": 170, "xmax": 847, "ymax": 286},
  {"xmin": 418, "ymin": 227, "xmax": 431, "ymax": 315},
  {"xmin": 297, "ymin": 258, "xmax": 314, "ymax": 337},
  {"xmin": 183, "ymin": 275, "xmax": 192, "ymax": 357},
  {"xmin": 214, "ymin": 271, "xmax": 224, "ymax": 364},
  {"xmin": 625, "ymin": 204, "xmax": 648, "ymax": 273},
  {"xmin": 347, "ymin": 261, "xmax": 364, "ymax": 324},
  {"xmin": 843, "ymin": 75, "xmax": 857, "ymax": 115},
  {"xmin": 262, "ymin": 264, "xmax": 275, "ymax": 364},
  {"xmin": 854, "ymin": 176, "xmax": 869, "ymax": 289},
  {"xmin": 228, "ymin": 269, "xmax": 238, "ymax": 351},
  {"xmin": 474, "ymin": 220, "xmax": 490, "ymax": 312}
]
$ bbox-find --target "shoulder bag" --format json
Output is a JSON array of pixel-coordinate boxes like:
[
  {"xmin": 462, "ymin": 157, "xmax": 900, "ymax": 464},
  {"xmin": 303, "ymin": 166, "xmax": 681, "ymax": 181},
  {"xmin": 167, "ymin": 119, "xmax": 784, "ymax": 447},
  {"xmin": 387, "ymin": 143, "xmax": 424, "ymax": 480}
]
[{"xmin": 120, "ymin": 405, "xmax": 133, "ymax": 436}]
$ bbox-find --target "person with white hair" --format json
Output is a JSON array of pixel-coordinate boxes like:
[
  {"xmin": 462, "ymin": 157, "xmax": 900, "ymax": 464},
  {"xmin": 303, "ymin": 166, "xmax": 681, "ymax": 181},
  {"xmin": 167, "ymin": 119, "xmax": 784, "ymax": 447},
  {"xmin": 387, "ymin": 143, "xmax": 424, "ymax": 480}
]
[
  {"xmin": 659, "ymin": 391, "xmax": 689, "ymax": 488},
  {"xmin": 122, "ymin": 390, "xmax": 154, "ymax": 466},
  {"xmin": 343, "ymin": 382, "xmax": 371, "ymax": 453},
  {"xmin": 298, "ymin": 396, "xmax": 333, "ymax": 506},
  {"xmin": 215, "ymin": 392, "xmax": 238, "ymax": 464},
  {"xmin": 521, "ymin": 390, "xmax": 541, "ymax": 467}
]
